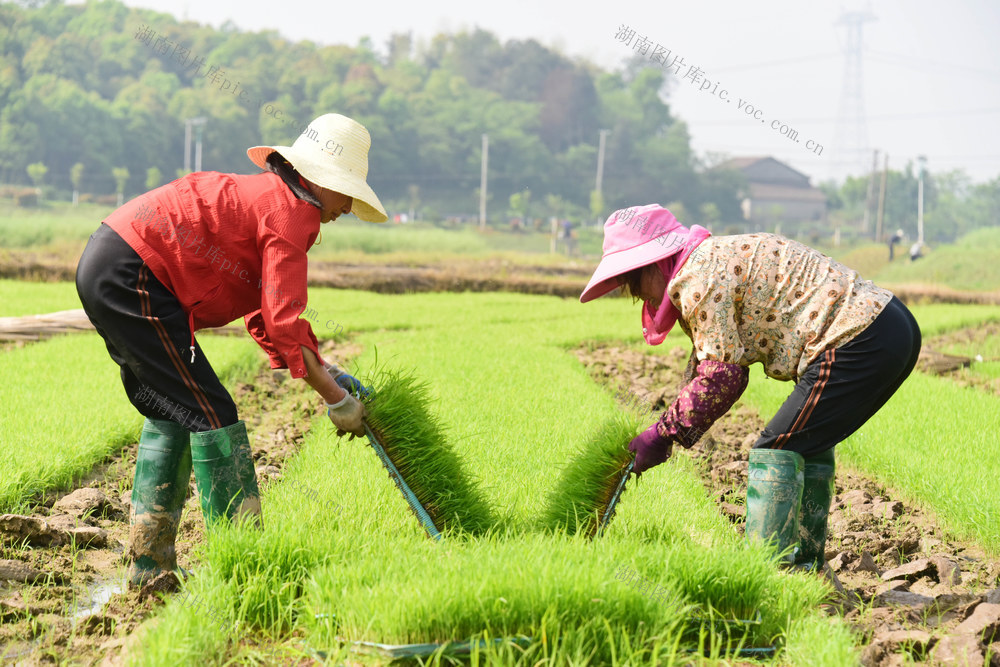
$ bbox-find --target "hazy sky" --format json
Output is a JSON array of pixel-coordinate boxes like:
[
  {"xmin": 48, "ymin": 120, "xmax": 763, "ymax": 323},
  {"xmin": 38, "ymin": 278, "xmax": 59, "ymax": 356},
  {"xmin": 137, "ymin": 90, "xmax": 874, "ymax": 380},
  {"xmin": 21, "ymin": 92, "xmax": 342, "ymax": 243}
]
[{"xmin": 111, "ymin": 0, "xmax": 1000, "ymax": 186}]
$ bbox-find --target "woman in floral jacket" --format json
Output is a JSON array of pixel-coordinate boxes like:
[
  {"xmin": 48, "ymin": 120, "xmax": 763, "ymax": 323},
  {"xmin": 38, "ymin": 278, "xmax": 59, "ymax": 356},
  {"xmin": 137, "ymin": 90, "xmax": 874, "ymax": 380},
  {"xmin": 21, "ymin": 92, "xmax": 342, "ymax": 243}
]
[{"xmin": 580, "ymin": 204, "xmax": 920, "ymax": 575}]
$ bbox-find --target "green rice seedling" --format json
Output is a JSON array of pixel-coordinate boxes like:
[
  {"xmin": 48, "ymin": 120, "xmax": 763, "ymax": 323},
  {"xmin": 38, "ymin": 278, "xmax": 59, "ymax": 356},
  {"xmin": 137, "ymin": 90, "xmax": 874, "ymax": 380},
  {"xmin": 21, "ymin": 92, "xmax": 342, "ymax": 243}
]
[
  {"xmin": 302, "ymin": 530, "xmax": 834, "ymax": 663},
  {"xmin": 360, "ymin": 365, "xmax": 495, "ymax": 536},
  {"xmin": 908, "ymin": 302, "xmax": 1000, "ymax": 337},
  {"xmin": 201, "ymin": 522, "xmax": 321, "ymax": 634},
  {"xmin": 741, "ymin": 361, "xmax": 1000, "ymax": 555},
  {"xmin": 0, "ymin": 332, "xmax": 260, "ymax": 513},
  {"xmin": 128, "ymin": 568, "xmax": 238, "ymax": 666},
  {"xmin": 540, "ymin": 416, "xmax": 642, "ymax": 537},
  {"xmin": 0, "ymin": 279, "xmax": 88, "ymax": 316},
  {"xmin": 131, "ymin": 289, "xmax": 861, "ymax": 664}
]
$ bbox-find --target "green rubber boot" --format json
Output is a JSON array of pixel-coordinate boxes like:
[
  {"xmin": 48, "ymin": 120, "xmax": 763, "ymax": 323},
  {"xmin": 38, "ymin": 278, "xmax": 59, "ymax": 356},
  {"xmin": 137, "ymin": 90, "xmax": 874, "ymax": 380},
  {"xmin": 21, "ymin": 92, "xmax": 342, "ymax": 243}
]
[
  {"xmin": 795, "ymin": 448, "xmax": 836, "ymax": 571},
  {"xmin": 745, "ymin": 448, "xmax": 805, "ymax": 564},
  {"xmin": 190, "ymin": 420, "xmax": 261, "ymax": 527},
  {"xmin": 129, "ymin": 418, "xmax": 192, "ymax": 587}
]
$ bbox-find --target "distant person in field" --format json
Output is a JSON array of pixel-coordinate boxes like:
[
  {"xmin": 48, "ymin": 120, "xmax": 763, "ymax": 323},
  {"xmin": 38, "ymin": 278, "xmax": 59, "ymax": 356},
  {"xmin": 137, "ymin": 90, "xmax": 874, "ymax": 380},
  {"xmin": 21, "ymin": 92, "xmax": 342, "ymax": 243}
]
[
  {"xmin": 580, "ymin": 204, "xmax": 920, "ymax": 579},
  {"xmin": 910, "ymin": 241, "xmax": 924, "ymax": 261},
  {"xmin": 888, "ymin": 228, "xmax": 904, "ymax": 261},
  {"xmin": 561, "ymin": 219, "xmax": 577, "ymax": 256},
  {"xmin": 76, "ymin": 114, "xmax": 384, "ymax": 589}
]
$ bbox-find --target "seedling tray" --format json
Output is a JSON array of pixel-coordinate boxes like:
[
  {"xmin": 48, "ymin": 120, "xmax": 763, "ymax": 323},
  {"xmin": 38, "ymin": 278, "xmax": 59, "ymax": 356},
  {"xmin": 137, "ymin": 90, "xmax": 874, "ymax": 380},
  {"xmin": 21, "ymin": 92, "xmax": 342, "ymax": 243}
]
[
  {"xmin": 364, "ymin": 425, "xmax": 442, "ymax": 540},
  {"xmin": 596, "ymin": 460, "xmax": 633, "ymax": 536},
  {"xmin": 343, "ymin": 636, "xmax": 533, "ymax": 658}
]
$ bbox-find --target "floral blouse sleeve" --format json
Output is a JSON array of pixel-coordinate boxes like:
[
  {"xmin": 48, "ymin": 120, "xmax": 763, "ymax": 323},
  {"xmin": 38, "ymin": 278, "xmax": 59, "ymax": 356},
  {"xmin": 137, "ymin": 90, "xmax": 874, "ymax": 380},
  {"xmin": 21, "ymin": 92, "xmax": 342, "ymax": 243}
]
[{"xmin": 656, "ymin": 358, "xmax": 749, "ymax": 448}]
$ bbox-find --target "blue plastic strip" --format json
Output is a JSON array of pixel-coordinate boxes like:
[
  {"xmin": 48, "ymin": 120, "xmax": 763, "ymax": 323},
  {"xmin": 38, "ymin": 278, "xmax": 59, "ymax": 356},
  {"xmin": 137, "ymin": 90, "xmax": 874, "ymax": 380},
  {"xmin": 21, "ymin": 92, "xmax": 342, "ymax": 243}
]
[
  {"xmin": 597, "ymin": 461, "xmax": 633, "ymax": 536},
  {"xmin": 364, "ymin": 425, "xmax": 442, "ymax": 541},
  {"xmin": 346, "ymin": 636, "xmax": 533, "ymax": 658}
]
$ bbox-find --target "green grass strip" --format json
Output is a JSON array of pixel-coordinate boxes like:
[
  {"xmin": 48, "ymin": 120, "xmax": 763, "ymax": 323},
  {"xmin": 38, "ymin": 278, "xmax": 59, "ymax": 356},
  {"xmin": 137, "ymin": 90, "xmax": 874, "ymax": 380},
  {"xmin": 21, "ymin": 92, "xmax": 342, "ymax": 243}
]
[
  {"xmin": 0, "ymin": 333, "xmax": 261, "ymax": 512},
  {"xmin": 361, "ymin": 366, "xmax": 495, "ymax": 536},
  {"xmin": 540, "ymin": 416, "xmax": 641, "ymax": 537},
  {"xmin": 741, "ymin": 365, "xmax": 1000, "ymax": 555},
  {"xmin": 0, "ymin": 280, "xmax": 88, "ymax": 317}
]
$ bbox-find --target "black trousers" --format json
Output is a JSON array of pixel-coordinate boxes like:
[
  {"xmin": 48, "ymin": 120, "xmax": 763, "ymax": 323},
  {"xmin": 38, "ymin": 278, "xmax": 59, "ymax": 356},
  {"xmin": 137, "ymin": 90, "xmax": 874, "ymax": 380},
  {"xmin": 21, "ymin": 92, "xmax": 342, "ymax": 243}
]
[
  {"xmin": 753, "ymin": 296, "xmax": 921, "ymax": 458},
  {"xmin": 76, "ymin": 224, "xmax": 239, "ymax": 432}
]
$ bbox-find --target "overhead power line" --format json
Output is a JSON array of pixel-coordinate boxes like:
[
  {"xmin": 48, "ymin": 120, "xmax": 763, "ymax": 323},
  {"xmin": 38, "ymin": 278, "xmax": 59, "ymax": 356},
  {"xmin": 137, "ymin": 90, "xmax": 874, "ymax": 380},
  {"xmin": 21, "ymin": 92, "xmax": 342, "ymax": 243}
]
[
  {"xmin": 689, "ymin": 107, "xmax": 1000, "ymax": 126},
  {"xmin": 707, "ymin": 53, "xmax": 840, "ymax": 74},
  {"xmin": 865, "ymin": 49, "xmax": 1000, "ymax": 82}
]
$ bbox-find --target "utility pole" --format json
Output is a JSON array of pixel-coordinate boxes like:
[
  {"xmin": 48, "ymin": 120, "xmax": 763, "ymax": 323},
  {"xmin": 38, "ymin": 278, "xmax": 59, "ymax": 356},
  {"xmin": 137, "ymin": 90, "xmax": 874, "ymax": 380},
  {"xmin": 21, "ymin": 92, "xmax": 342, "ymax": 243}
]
[
  {"xmin": 875, "ymin": 153, "xmax": 888, "ymax": 243},
  {"xmin": 184, "ymin": 117, "xmax": 207, "ymax": 173},
  {"xmin": 917, "ymin": 155, "xmax": 927, "ymax": 245},
  {"xmin": 595, "ymin": 129, "xmax": 609, "ymax": 224},
  {"xmin": 479, "ymin": 133, "xmax": 488, "ymax": 231},
  {"xmin": 862, "ymin": 149, "xmax": 878, "ymax": 237}
]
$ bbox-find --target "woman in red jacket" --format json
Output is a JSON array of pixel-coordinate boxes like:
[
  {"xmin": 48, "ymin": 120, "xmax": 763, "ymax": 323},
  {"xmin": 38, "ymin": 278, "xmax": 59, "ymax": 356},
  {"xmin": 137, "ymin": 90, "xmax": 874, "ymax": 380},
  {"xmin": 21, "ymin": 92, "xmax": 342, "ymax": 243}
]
[{"xmin": 76, "ymin": 113, "xmax": 385, "ymax": 589}]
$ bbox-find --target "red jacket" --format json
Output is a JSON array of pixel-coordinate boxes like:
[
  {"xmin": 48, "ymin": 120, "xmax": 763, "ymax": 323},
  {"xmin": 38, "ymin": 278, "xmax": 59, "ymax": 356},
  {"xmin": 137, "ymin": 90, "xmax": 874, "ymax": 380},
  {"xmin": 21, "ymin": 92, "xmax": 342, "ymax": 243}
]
[{"xmin": 106, "ymin": 171, "xmax": 325, "ymax": 378}]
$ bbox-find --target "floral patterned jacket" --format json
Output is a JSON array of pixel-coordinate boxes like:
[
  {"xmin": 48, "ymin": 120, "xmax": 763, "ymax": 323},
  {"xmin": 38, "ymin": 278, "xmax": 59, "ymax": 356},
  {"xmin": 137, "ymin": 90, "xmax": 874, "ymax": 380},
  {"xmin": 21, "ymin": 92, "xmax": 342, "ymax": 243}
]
[{"xmin": 655, "ymin": 233, "xmax": 894, "ymax": 446}]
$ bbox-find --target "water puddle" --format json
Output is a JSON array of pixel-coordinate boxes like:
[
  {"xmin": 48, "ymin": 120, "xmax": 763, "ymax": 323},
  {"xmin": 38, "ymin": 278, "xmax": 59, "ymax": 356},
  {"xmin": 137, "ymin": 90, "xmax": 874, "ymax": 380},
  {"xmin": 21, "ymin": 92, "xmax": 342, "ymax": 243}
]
[{"xmin": 71, "ymin": 574, "xmax": 126, "ymax": 622}]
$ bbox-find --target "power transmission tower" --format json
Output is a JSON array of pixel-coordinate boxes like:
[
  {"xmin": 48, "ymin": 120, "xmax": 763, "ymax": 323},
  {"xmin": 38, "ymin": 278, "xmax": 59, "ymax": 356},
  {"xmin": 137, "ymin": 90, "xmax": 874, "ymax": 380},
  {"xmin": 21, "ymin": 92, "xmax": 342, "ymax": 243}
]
[{"xmin": 833, "ymin": 8, "xmax": 876, "ymax": 177}]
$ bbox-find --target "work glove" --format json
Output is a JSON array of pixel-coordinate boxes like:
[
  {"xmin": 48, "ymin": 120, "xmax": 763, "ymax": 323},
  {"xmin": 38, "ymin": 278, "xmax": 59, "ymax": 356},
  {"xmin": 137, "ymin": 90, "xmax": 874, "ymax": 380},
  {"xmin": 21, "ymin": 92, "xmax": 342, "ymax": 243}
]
[
  {"xmin": 325, "ymin": 363, "xmax": 372, "ymax": 400},
  {"xmin": 326, "ymin": 392, "xmax": 367, "ymax": 439},
  {"xmin": 628, "ymin": 423, "xmax": 674, "ymax": 477}
]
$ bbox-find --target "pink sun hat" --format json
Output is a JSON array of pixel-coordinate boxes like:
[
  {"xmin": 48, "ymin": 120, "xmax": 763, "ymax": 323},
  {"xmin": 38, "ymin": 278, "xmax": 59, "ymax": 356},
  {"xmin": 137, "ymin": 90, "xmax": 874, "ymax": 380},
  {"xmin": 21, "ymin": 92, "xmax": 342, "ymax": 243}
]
[{"xmin": 580, "ymin": 204, "xmax": 696, "ymax": 303}]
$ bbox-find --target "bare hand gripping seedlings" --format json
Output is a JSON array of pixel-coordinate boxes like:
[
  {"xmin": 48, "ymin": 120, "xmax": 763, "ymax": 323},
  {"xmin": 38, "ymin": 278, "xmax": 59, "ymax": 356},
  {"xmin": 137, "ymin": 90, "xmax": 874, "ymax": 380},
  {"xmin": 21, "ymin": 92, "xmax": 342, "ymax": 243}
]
[{"xmin": 358, "ymin": 367, "xmax": 494, "ymax": 537}]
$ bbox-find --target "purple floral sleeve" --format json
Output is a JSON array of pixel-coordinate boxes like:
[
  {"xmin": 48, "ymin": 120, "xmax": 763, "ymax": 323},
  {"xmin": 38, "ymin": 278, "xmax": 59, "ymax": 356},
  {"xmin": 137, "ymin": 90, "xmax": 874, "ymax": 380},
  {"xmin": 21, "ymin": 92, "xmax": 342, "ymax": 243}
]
[{"xmin": 656, "ymin": 359, "xmax": 749, "ymax": 448}]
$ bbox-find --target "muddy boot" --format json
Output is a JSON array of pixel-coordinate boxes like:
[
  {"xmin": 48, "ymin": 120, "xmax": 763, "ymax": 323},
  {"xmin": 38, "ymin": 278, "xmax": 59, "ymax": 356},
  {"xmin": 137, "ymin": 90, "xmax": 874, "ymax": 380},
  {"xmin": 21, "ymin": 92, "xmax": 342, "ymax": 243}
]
[
  {"xmin": 129, "ymin": 418, "xmax": 192, "ymax": 588},
  {"xmin": 190, "ymin": 420, "xmax": 261, "ymax": 527},
  {"xmin": 795, "ymin": 448, "xmax": 836, "ymax": 571},
  {"xmin": 745, "ymin": 448, "xmax": 804, "ymax": 564}
]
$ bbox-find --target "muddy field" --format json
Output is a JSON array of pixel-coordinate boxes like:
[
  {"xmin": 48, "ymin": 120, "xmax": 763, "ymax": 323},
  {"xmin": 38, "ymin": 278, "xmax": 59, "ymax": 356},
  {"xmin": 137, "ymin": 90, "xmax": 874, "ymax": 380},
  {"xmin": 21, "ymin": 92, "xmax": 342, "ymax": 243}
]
[
  {"xmin": 0, "ymin": 339, "xmax": 358, "ymax": 666},
  {"xmin": 2, "ymin": 332, "xmax": 999, "ymax": 665},
  {"xmin": 574, "ymin": 343, "xmax": 1000, "ymax": 666},
  {"xmin": 3, "ymin": 249, "xmax": 1000, "ymax": 306}
]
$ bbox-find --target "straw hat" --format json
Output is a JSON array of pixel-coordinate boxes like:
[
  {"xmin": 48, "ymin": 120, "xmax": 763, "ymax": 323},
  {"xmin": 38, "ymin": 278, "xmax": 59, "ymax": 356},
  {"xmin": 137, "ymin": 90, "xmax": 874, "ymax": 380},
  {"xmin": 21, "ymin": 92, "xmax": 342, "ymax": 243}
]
[{"xmin": 247, "ymin": 114, "xmax": 387, "ymax": 223}]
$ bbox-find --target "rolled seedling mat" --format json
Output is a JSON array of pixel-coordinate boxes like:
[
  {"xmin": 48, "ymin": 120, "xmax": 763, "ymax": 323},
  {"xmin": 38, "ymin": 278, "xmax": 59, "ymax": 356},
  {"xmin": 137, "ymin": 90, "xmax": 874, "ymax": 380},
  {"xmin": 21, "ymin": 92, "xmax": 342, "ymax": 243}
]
[{"xmin": 364, "ymin": 425, "xmax": 442, "ymax": 540}]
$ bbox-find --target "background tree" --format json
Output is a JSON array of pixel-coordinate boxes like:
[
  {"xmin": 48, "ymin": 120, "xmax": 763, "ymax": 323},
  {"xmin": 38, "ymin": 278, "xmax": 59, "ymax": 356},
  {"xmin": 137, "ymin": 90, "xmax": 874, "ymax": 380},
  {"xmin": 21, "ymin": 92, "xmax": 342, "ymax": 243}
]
[
  {"xmin": 1, "ymin": 0, "xmax": 995, "ymax": 237},
  {"xmin": 145, "ymin": 166, "xmax": 162, "ymax": 191},
  {"xmin": 508, "ymin": 190, "xmax": 532, "ymax": 225},
  {"xmin": 407, "ymin": 184, "xmax": 420, "ymax": 221},
  {"xmin": 590, "ymin": 190, "xmax": 605, "ymax": 226},
  {"xmin": 26, "ymin": 161, "xmax": 48, "ymax": 200},
  {"xmin": 699, "ymin": 203, "xmax": 720, "ymax": 227},
  {"xmin": 70, "ymin": 162, "xmax": 84, "ymax": 205},
  {"xmin": 112, "ymin": 167, "xmax": 129, "ymax": 206}
]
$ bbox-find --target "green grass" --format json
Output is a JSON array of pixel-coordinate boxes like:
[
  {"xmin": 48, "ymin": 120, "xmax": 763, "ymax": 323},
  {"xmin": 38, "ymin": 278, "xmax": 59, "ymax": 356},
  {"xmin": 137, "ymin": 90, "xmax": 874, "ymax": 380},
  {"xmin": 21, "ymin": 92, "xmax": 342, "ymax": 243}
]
[
  {"xmin": 873, "ymin": 227, "xmax": 1000, "ymax": 292},
  {"xmin": 907, "ymin": 303, "xmax": 1000, "ymax": 336},
  {"xmin": 833, "ymin": 243, "xmax": 891, "ymax": 279},
  {"xmin": 0, "ymin": 201, "xmax": 603, "ymax": 260},
  {"xmin": 0, "ymin": 332, "xmax": 261, "ymax": 513},
  {"xmin": 740, "ymin": 363, "xmax": 1000, "ymax": 555},
  {"xmin": 0, "ymin": 279, "xmax": 89, "ymax": 316},
  {"xmin": 132, "ymin": 290, "xmax": 854, "ymax": 666},
  {"xmin": 0, "ymin": 201, "xmax": 114, "ymax": 247}
]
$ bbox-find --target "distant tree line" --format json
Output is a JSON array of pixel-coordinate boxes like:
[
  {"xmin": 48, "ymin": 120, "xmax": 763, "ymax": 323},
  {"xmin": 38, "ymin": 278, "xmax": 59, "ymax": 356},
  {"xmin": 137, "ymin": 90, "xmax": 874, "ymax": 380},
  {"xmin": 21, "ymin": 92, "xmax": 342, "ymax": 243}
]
[
  {"xmin": 1, "ymin": 0, "xmax": 996, "ymax": 241},
  {"xmin": 0, "ymin": 0, "xmax": 744, "ymax": 224}
]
